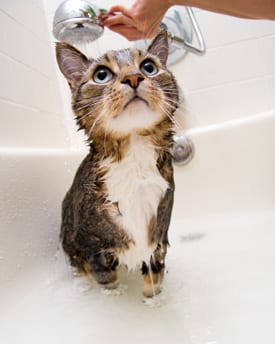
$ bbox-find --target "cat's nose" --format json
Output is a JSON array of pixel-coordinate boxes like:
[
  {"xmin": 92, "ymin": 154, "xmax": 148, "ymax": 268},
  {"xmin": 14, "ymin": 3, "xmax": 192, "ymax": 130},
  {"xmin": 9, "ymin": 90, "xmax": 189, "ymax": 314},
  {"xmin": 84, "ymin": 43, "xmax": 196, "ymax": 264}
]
[{"xmin": 121, "ymin": 73, "xmax": 144, "ymax": 89}]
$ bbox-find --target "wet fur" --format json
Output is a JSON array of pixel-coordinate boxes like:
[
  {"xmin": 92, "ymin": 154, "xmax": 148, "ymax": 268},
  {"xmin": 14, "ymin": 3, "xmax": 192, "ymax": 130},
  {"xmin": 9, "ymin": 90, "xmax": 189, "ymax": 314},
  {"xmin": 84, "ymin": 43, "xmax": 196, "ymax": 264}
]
[{"xmin": 56, "ymin": 31, "xmax": 179, "ymax": 297}]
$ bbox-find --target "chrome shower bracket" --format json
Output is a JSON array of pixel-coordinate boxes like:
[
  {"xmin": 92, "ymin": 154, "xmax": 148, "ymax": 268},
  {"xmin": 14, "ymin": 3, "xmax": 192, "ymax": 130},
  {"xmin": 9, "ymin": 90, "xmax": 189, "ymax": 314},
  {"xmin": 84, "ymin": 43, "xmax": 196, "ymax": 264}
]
[
  {"xmin": 168, "ymin": 7, "xmax": 206, "ymax": 56},
  {"xmin": 136, "ymin": 6, "xmax": 206, "ymax": 65}
]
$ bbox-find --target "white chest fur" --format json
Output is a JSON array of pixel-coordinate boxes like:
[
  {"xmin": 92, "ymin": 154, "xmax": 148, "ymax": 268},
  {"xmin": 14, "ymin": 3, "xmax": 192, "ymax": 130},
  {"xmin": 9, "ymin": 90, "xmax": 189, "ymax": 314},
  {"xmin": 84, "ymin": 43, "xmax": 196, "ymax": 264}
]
[{"xmin": 101, "ymin": 135, "xmax": 168, "ymax": 270}]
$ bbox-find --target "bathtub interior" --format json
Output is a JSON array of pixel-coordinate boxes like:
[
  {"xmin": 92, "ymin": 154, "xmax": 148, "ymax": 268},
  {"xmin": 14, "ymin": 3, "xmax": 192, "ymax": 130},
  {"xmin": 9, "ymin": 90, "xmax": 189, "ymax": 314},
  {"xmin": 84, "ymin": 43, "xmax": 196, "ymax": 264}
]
[
  {"xmin": 1, "ymin": 1, "xmax": 275, "ymax": 342},
  {"xmin": 0, "ymin": 110, "xmax": 275, "ymax": 344}
]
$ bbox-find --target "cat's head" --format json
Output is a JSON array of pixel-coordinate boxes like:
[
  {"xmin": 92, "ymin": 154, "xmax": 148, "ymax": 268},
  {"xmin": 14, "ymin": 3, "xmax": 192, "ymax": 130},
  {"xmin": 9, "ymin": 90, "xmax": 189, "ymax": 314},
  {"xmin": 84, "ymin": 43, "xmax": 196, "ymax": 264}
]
[{"xmin": 56, "ymin": 30, "xmax": 179, "ymax": 139}]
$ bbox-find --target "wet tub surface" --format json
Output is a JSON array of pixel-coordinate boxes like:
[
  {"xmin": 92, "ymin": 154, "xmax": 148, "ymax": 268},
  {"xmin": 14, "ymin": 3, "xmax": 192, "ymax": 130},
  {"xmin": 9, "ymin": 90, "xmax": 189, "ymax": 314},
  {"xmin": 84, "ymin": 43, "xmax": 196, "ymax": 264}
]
[{"xmin": 1, "ymin": 213, "xmax": 275, "ymax": 344}]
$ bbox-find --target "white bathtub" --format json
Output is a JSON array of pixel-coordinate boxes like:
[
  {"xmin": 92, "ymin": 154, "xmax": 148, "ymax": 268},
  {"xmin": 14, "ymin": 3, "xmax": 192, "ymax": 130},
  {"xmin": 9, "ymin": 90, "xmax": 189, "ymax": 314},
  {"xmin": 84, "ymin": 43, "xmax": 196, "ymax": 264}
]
[{"xmin": 0, "ymin": 111, "xmax": 274, "ymax": 344}]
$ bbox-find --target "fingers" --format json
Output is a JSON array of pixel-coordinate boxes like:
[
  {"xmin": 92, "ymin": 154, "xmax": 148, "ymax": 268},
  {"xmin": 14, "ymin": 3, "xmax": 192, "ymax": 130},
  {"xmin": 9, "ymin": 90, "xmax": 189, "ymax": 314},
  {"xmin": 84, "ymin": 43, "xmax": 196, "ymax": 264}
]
[
  {"xmin": 101, "ymin": 7, "xmax": 140, "ymax": 40},
  {"xmin": 103, "ymin": 13, "xmax": 135, "ymax": 27},
  {"xmin": 108, "ymin": 5, "xmax": 132, "ymax": 17},
  {"xmin": 101, "ymin": 3, "xmax": 160, "ymax": 41},
  {"xmin": 105, "ymin": 24, "xmax": 155, "ymax": 41}
]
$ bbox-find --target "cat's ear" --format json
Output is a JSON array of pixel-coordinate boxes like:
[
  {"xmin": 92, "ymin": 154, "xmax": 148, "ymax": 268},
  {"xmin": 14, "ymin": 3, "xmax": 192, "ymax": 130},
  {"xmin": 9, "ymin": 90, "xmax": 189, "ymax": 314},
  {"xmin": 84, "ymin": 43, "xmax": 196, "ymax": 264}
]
[
  {"xmin": 55, "ymin": 42, "xmax": 90, "ymax": 91},
  {"xmin": 147, "ymin": 30, "xmax": 169, "ymax": 66}
]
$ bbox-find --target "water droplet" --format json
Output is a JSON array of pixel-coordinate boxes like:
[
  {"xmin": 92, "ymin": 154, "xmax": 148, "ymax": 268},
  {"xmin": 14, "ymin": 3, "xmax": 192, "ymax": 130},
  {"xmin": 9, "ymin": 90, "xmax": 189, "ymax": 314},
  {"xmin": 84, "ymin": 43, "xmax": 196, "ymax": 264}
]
[{"xmin": 100, "ymin": 284, "xmax": 128, "ymax": 296}]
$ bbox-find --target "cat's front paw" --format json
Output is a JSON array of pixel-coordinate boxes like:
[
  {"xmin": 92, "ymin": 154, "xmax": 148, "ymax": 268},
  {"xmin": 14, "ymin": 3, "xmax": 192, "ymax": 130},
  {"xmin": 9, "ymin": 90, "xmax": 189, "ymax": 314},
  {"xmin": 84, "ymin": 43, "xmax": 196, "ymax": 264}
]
[
  {"xmin": 143, "ymin": 272, "xmax": 163, "ymax": 297},
  {"xmin": 88, "ymin": 251, "xmax": 119, "ymax": 288},
  {"xmin": 100, "ymin": 278, "xmax": 120, "ymax": 290}
]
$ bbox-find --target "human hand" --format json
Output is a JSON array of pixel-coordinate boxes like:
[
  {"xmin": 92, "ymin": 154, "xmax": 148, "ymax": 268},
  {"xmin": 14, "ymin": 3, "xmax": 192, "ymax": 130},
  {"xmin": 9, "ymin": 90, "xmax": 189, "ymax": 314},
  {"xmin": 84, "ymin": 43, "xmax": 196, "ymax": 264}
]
[{"xmin": 102, "ymin": 0, "xmax": 171, "ymax": 41}]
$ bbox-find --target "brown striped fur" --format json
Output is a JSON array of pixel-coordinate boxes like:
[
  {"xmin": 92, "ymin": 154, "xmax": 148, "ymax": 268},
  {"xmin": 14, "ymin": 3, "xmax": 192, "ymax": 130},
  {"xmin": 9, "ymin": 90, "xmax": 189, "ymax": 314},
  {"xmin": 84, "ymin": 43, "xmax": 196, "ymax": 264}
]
[{"xmin": 56, "ymin": 31, "xmax": 179, "ymax": 296}]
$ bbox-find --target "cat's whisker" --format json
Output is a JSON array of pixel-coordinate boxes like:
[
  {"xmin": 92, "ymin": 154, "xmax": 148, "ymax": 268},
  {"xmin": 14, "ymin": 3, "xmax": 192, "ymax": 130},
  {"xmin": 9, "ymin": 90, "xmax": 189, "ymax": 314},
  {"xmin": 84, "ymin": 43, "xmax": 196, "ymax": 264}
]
[
  {"xmin": 74, "ymin": 100, "xmax": 103, "ymax": 112},
  {"xmin": 161, "ymin": 93, "xmax": 179, "ymax": 98},
  {"xmin": 160, "ymin": 100, "xmax": 177, "ymax": 112},
  {"xmin": 73, "ymin": 95, "xmax": 105, "ymax": 106},
  {"xmin": 88, "ymin": 111, "xmax": 106, "ymax": 138},
  {"xmin": 158, "ymin": 81, "xmax": 178, "ymax": 88},
  {"xmin": 76, "ymin": 106, "xmax": 103, "ymax": 133},
  {"xmin": 159, "ymin": 81, "xmax": 177, "ymax": 87},
  {"xmin": 150, "ymin": 93, "xmax": 179, "ymax": 112},
  {"xmin": 76, "ymin": 106, "xmax": 96, "ymax": 122},
  {"xmin": 74, "ymin": 94, "xmax": 105, "ymax": 104},
  {"xmin": 162, "ymin": 97, "xmax": 179, "ymax": 106},
  {"xmin": 161, "ymin": 89, "xmax": 179, "ymax": 94},
  {"xmin": 77, "ymin": 94, "xmax": 105, "ymax": 100},
  {"xmin": 163, "ymin": 105, "xmax": 183, "ymax": 129},
  {"xmin": 103, "ymin": 117, "xmax": 113, "ymax": 157},
  {"xmin": 157, "ymin": 103, "xmax": 182, "ymax": 130},
  {"xmin": 150, "ymin": 87, "xmax": 179, "ymax": 97},
  {"xmin": 169, "ymin": 114, "xmax": 183, "ymax": 131},
  {"xmin": 149, "ymin": 95, "xmax": 182, "ymax": 130}
]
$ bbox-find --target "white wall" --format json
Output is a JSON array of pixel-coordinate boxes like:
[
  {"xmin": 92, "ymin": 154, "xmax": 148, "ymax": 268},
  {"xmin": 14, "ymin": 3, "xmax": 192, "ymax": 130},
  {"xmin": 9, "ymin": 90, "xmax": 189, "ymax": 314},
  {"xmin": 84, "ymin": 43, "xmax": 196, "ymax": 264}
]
[
  {"xmin": 1, "ymin": 0, "xmax": 275, "ymax": 149},
  {"xmin": 176, "ymin": 10, "xmax": 275, "ymax": 128},
  {"xmin": 0, "ymin": 0, "xmax": 68, "ymax": 148}
]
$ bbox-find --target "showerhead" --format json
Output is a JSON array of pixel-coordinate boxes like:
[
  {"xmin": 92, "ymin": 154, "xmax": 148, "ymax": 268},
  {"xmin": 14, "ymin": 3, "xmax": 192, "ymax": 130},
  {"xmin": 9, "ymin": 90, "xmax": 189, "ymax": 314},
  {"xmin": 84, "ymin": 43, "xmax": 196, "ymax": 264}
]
[{"xmin": 53, "ymin": 0, "xmax": 107, "ymax": 45}]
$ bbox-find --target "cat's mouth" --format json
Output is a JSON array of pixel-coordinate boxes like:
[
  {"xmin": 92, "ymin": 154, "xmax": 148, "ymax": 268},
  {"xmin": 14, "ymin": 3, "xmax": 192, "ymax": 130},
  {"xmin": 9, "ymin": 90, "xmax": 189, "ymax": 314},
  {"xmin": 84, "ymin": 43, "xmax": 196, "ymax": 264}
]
[{"xmin": 124, "ymin": 95, "xmax": 149, "ymax": 110}]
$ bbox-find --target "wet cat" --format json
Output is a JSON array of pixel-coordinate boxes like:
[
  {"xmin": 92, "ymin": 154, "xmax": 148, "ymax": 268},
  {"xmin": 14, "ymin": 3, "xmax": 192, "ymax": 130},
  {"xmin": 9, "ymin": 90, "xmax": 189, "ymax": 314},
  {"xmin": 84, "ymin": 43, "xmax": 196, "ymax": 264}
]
[{"xmin": 56, "ymin": 30, "xmax": 179, "ymax": 297}]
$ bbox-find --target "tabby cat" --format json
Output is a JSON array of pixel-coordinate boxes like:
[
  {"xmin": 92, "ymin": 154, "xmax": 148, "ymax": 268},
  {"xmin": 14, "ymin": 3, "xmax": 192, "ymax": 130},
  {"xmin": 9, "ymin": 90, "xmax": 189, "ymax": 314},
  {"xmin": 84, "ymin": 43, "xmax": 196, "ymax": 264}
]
[{"xmin": 56, "ymin": 30, "xmax": 179, "ymax": 297}]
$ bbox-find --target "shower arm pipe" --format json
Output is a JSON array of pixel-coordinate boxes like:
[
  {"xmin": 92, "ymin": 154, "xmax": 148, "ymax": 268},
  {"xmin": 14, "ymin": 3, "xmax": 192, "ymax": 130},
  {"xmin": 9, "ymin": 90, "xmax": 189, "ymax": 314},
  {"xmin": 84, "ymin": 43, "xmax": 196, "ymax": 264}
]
[{"xmin": 168, "ymin": 7, "xmax": 206, "ymax": 56}]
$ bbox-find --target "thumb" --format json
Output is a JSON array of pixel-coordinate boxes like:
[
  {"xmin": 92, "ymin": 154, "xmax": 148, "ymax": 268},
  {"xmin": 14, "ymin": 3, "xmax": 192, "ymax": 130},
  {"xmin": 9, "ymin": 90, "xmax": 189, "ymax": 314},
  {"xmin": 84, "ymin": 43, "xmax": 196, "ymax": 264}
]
[{"xmin": 109, "ymin": 4, "xmax": 132, "ymax": 18}]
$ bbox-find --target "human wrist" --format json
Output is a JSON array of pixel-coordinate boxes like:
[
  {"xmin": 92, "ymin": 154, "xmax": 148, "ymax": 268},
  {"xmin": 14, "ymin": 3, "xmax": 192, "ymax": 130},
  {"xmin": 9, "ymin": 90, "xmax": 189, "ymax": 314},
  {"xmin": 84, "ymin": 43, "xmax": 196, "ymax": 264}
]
[{"xmin": 167, "ymin": 0, "xmax": 193, "ymax": 7}]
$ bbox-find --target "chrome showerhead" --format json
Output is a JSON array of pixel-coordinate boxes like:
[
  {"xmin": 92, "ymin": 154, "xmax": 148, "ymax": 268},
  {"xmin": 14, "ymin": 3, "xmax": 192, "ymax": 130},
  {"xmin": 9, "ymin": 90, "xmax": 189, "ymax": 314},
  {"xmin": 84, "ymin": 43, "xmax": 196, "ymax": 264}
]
[{"xmin": 53, "ymin": 0, "xmax": 107, "ymax": 45}]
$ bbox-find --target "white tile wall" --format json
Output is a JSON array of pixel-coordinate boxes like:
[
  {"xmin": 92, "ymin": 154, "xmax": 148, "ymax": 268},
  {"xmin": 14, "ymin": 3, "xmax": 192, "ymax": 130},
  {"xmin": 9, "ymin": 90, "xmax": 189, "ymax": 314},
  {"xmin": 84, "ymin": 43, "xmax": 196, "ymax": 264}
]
[
  {"xmin": 175, "ymin": 35, "xmax": 275, "ymax": 91},
  {"xmin": 172, "ymin": 10, "xmax": 275, "ymax": 128},
  {"xmin": 0, "ymin": 0, "xmax": 68, "ymax": 148},
  {"xmin": 180, "ymin": 76, "xmax": 275, "ymax": 128},
  {"xmin": 1, "ymin": 0, "xmax": 275, "ymax": 148},
  {"xmin": 0, "ymin": 100, "xmax": 66, "ymax": 148}
]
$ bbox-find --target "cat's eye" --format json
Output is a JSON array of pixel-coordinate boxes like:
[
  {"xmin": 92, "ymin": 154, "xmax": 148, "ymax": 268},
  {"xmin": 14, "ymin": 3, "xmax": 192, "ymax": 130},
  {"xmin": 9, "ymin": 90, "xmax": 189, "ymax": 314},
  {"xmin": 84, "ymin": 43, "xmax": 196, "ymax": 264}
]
[
  {"xmin": 93, "ymin": 67, "xmax": 113, "ymax": 84},
  {"xmin": 140, "ymin": 59, "xmax": 158, "ymax": 76}
]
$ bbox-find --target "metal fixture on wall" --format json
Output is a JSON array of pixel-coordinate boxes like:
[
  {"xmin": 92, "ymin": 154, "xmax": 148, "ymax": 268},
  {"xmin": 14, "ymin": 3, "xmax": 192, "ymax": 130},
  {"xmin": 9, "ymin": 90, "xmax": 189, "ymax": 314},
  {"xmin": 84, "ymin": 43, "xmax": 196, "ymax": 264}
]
[{"xmin": 171, "ymin": 134, "xmax": 195, "ymax": 165}]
